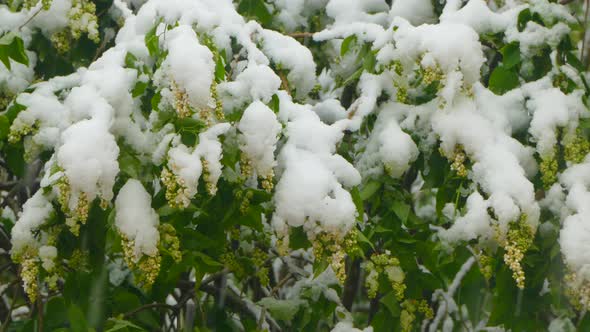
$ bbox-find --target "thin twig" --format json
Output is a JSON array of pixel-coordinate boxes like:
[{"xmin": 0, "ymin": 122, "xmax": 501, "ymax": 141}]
[
  {"xmin": 37, "ymin": 297, "xmax": 43, "ymax": 332},
  {"xmin": 270, "ymin": 273, "xmax": 292, "ymax": 297},
  {"xmin": 18, "ymin": 6, "xmax": 44, "ymax": 31},
  {"xmin": 0, "ymin": 182, "xmax": 17, "ymax": 190},
  {"xmin": 0, "ymin": 280, "xmax": 20, "ymax": 332},
  {"xmin": 287, "ymin": 32, "xmax": 315, "ymax": 39},
  {"xmin": 582, "ymin": 0, "xmax": 590, "ymax": 67},
  {"xmin": 122, "ymin": 303, "xmax": 177, "ymax": 319},
  {"xmin": 278, "ymin": 70, "xmax": 291, "ymax": 95}
]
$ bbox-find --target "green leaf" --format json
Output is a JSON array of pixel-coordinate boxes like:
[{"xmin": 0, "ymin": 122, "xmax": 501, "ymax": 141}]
[
  {"xmin": 194, "ymin": 252, "xmax": 223, "ymax": 268},
  {"xmin": 350, "ymin": 186, "xmax": 364, "ymax": 221},
  {"xmin": 5, "ymin": 143, "xmax": 25, "ymax": 177},
  {"xmin": 357, "ymin": 229, "xmax": 375, "ymax": 250},
  {"xmin": 268, "ymin": 94, "xmax": 280, "ymax": 113},
  {"xmin": 145, "ymin": 22, "xmax": 161, "ymax": 57},
  {"xmin": 517, "ymin": 8, "xmax": 544, "ymax": 32},
  {"xmin": 391, "ymin": 201, "xmax": 410, "ymax": 224},
  {"xmin": 379, "ymin": 291, "xmax": 401, "ymax": 317},
  {"xmin": 132, "ymin": 81, "xmax": 148, "ymax": 98},
  {"xmin": 341, "ymin": 67, "xmax": 363, "ymax": 87},
  {"xmin": 68, "ymin": 305, "xmax": 89, "ymax": 332},
  {"xmin": 340, "ymin": 35, "xmax": 357, "ymax": 57},
  {"xmin": 118, "ymin": 146, "xmax": 142, "ymax": 179},
  {"xmin": 290, "ymin": 226, "xmax": 311, "ymax": 250},
  {"xmin": 363, "ymin": 50, "xmax": 377, "ymax": 73},
  {"xmin": 237, "ymin": 0, "xmax": 272, "ymax": 26},
  {"xmin": 215, "ymin": 53, "xmax": 226, "ymax": 82},
  {"xmin": 566, "ymin": 51, "xmax": 585, "ymax": 72},
  {"xmin": 0, "ymin": 33, "xmax": 29, "ymax": 70},
  {"xmin": 488, "ymin": 66, "xmax": 519, "ymax": 95},
  {"xmin": 44, "ymin": 297, "xmax": 68, "ymax": 329},
  {"xmin": 258, "ymin": 298, "xmax": 304, "ymax": 322},
  {"xmin": 105, "ymin": 318, "xmax": 145, "ymax": 332},
  {"xmin": 360, "ymin": 181, "xmax": 381, "ymax": 201},
  {"xmin": 124, "ymin": 52, "xmax": 138, "ymax": 68},
  {"xmin": 517, "ymin": 9, "xmax": 532, "ymax": 32},
  {"xmin": 0, "ymin": 115, "xmax": 9, "ymax": 140},
  {"xmin": 500, "ymin": 42, "xmax": 521, "ymax": 69}
]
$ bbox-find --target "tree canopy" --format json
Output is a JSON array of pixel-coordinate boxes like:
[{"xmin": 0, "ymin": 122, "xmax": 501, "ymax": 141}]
[{"xmin": 1, "ymin": 0, "xmax": 590, "ymax": 331}]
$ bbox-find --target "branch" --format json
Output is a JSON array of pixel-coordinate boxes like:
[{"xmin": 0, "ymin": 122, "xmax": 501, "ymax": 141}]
[
  {"xmin": 427, "ymin": 257, "xmax": 476, "ymax": 332},
  {"xmin": 18, "ymin": 5, "xmax": 43, "ymax": 30},
  {"xmin": 287, "ymin": 32, "xmax": 315, "ymax": 39},
  {"xmin": 278, "ymin": 70, "xmax": 291, "ymax": 96},
  {"xmin": 0, "ymin": 181, "xmax": 18, "ymax": 191},
  {"xmin": 122, "ymin": 303, "xmax": 177, "ymax": 319},
  {"xmin": 342, "ymin": 258, "xmax": 361, "ymax": 311}
]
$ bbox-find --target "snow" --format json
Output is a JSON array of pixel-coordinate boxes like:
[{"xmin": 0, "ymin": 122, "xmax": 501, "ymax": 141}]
[
  {"xmin": 163, "ymin": 25, "xmax": 215, "ymax": 108},
  {"xmin": 167, "ymin": 123, "xmax": 230, "ymax": 202},
  {"xmin": 331, "ymin": 322, "xmax": 373, "ymax": 332},
  {"xmin": 11, "ymin": 191, "xmax": 54, "ymax": 256},
  {"xmin": 391, "ymin": 18, "xmax": 485, "ymax": 87},
  {"xmin": 258, "ymin": 28, "xmax": 317, "ymax": 96},
  {"xmin": 3, "ymin": 0, "xmax": 590, "ymax": 326},
  {"xmin": 238, "ymin": 101, "xmax": 282, "ymax": 177},
  {"xmin": 57, "ymin": 115, "xmax": 120, "ymax": 209},
  {"xmin": 272, "ymin": 92, "xmax": 361, "ymax": 238},
  {"xmin": 39, "ymin": 245, "xmax": 57, "ymax": 271},
  {"xmin": 218, "ymin": 64, "xmax": 281, "ymax": 110},
  {"xmin": 115, "ymin": 179, "xmax": 160, "ymax": 258},
  {"xmin": 390, "ymin": 0, "xmax": 436, "ymax": 26},
  {"xmin": 356, "ymin": 102, "xmax": 418, "ymax": 178}
]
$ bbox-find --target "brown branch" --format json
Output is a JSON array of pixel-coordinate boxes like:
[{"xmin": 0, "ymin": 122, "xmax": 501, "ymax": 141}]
[
  {"xmin": 0, "ymin": 280, "xmax": 20, "ymax": 332},
  {"xmin": 342, "ymin": 258, "xmax": 361, "ymax": 311},
  {"xmin": 37, "ymin": 298, "xmax": 43, "ymax": 332},
  {"xmin": 0, "ymin": 181, "xmax": 18, "ymax": 191},
  {"xmin": 582, "ymin": 0, "xmax": 590, "ymax": 67},
  {"xmin": 287, "ymin": 32, "xmax": 315, "ymax": 39},
  {"xmin": 18, "ymin": 6, "xmax": 43, "ymax": 31},
  {"xmin": 278, "ymin": 71, "xmax": 291, "ymax": 96},
  {"xmin": 270, "ymin": 273, "xmax": 292, "ymax": 297},
  {"xmin": 122, "ymin": 303, "xmax": 177, "ymax": 319}
]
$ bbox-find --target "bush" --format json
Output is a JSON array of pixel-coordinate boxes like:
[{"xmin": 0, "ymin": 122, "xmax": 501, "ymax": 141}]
[{"xmin": 1, "ymin": 0, "xmax": 590, "ymax": 331}]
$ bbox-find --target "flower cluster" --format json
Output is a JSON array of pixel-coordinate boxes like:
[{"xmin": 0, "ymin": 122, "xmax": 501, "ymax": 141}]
[
  {"xmin": 564, "ymin": 271, "xmax": 590, "ymax": 310},
  {"xmin": 55, "ymin": 175, "xmax": 89, "ymax": 235},
  {"xmin": 121, "ymin": 233, "xmax": 161, "ymax": 288},
  {"xmin": 502, "ymin": 215, "xmax": 534, "ymax": 289},
  {"xmin": 23, "ymin": 0, "xmax": 52, "ymax": 10},
  {"xmin": 400, "ymin": 299, "xmax": 433, "ymax": 332},
  {"xmin": 51, "ymin": 0, "xmax": 100, "ymax": 53},
  {"xmin": 540, "ymin": 152, "xmax": 558, "ymax": 188},
  {"xmin": 159, "ymin": 224, "xmax": 182, "ymax": 263},
  {"xmin": 364, "ymin": 251, "xmax": 406, "ymax": 300},
  {"xmin": 252, "ymin": 248, "xmax": 269, "ymax": 287},
  {"xmin": 421, "ymin": 64, "xmax": 444, "ymax": 86},
  {"xmin": 564, "ymin": 128, "xmax": 590, "ymax": 164},
  {"xmin": 201, "ymin": 159, "xmax": 217, "ymax": 195},
  {"xmin": 172, "ymin": 81, "xmax": 192, "ymax": 119},
  {"xmin": 8, "ymin": 119, "xmax": 36, "ymax": 145},
  {"xmin": 450, "ymin": 146, "xmax": 468, "ymax": 177},
  {"xmin": 161, "ymin": 167, "xmax": 191, "ymax": 209},
  {"xmin": 312, "ymin": 232, "xmax": 349, "ymax": 284}
]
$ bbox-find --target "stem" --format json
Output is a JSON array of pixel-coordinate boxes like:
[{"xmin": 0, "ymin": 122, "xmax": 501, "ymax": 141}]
[
  {"xmin": 278, "ymin": 70, "xmax": 291, "ymax": 96},
  {"xmin": 582, "ymin": 0, "xmax": 590, "ymax": 67},
  {"xmin": 18, "ymin": 6, "xmax": 43, "ymax": 31},
  {"xmin": 270, "ymin": 273, "xmax": 292, "ymax": 297},
  {"xmin": 122, "ymin": 303, "xmax": 177, "ymax": 319},
  {"xmin": 287, "ymin": 32, "xmax": 314, "ymax": 38},
  {"xmin": 37, "ymin": 298, "xmax": 43, "ymax": 332},
  {"xmin": 0, "ymin": 281, "xmax": 20, "ymax": 332}
]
